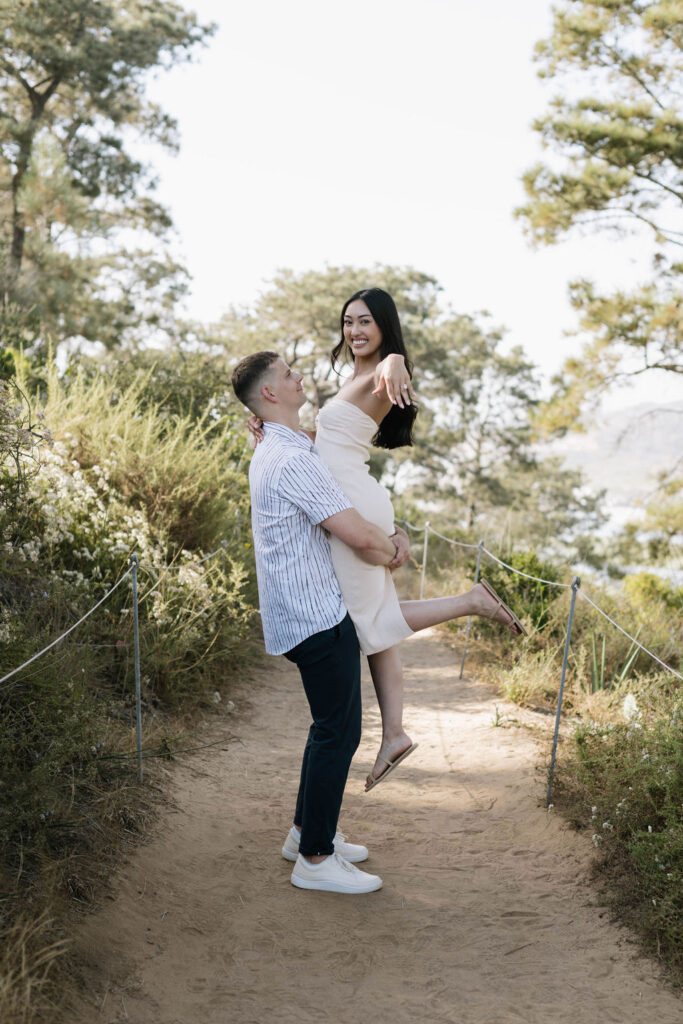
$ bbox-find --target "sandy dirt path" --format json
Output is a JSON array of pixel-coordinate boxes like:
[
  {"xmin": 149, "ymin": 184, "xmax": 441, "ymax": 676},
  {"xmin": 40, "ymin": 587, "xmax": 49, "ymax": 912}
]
[{"xmin": 68, "ymin": 629, "xmax": 682, "ymax": 1024}]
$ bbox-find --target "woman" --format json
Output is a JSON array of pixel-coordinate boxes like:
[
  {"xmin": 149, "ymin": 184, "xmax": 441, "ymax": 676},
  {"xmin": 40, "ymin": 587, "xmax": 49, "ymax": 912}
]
[{"xmin": 250, "ymin": 288, "xmax": 526, "ymax": 791}]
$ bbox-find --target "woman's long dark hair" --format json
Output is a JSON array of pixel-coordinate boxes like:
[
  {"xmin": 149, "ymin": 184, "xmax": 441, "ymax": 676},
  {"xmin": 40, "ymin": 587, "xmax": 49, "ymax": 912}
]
[{"xmin": 331, "ymin": 287, "xmax": 417, "ymax": 449}]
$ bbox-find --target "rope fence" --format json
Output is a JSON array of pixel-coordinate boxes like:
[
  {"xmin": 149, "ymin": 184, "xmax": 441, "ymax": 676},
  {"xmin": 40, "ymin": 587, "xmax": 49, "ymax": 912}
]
[
  {"xmin": 1, "ymin": 542, "xmax": 230, "ymax": 783},
  {"xmin": 2, "ymin": 520, "xmax": 679, "ymax": 803},
  {"xmin": 404, "ymin": 520, "xmax": 682, "ymax": 804},
  {"xmin": 0, "ymin": 566, "xmax": 134, "ymax": 687},
  {"xmin": 579, "ymin": 591, "xmax": 682, "ymax": 682}
]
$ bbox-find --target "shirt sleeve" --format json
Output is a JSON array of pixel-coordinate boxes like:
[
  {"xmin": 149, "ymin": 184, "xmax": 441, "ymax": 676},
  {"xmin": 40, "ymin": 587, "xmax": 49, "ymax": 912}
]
[{"xmin": 278, "ymin": 451, "xmax": 353, "ymax": 525}]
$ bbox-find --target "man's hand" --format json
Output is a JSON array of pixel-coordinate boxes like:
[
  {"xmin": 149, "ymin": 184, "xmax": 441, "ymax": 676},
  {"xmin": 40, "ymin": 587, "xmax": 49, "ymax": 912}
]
[
  {"xmin": 388, "ymin": 526, "xmax": 410, "ymax": 570},
  {"xmin": 372, "ymin": 353, "xmax": 416, "ymax": 409}
]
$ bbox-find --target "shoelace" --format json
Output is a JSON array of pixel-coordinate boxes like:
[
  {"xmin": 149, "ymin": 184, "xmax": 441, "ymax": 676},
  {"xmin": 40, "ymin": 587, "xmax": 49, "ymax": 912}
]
[{"xmin": 333, "ymin": 852, "xmax": 356, "ymax": 873}]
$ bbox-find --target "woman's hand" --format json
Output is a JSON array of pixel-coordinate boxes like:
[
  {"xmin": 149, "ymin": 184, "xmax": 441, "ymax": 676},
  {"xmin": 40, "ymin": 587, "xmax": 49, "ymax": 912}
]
[
  {"xmin": 372, "ymin": 353, "xmax": 416, "ymax": 408},
  {"xmin": 247, "ymin": 415, "xmax": 264, "ymax": 445}
]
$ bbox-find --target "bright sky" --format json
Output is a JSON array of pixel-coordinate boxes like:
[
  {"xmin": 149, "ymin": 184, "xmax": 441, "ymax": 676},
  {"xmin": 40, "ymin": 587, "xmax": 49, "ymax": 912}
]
[{"xmin": 144, "ymin": 0, "xmax": 680, "ymax": 409}]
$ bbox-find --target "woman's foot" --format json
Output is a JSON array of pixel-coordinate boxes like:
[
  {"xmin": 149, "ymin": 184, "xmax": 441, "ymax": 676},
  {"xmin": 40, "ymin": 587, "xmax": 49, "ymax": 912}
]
[
  {"xmin": 471, "ymin": 580, "xmax": 527, "ymax": 636},
  {"xmin": 365, "ymin": 733, "xmax": 415, "ymax": 791}
]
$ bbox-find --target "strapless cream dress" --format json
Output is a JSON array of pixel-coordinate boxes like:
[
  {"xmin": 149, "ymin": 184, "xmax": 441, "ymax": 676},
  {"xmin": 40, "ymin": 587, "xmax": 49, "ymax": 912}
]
[{"xmin": 315, "ymin": 399, "xmax": 413, "ymax": 656}]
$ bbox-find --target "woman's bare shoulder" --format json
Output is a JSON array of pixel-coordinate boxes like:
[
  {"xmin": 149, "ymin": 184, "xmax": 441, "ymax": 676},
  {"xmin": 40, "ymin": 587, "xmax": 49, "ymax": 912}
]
[{"xmin": 337, "ymin": 374, "xmax": 392, "ymax": 424}]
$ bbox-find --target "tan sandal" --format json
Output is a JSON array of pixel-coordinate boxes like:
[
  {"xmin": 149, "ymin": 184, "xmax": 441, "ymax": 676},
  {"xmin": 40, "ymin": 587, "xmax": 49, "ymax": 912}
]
[
  {"xmin": 479, "ymin": 578, "xmax": 528, "ymax": 637},
  {"xmin": 365, "ymin": 742, "xmax": 419, "ymax": 792}
]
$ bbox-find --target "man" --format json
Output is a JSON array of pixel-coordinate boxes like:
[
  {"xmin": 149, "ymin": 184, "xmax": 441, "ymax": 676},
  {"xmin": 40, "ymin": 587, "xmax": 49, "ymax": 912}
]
[{"xmin": 231, "ymin": 351, "xmax": 409, "ymax": 894}]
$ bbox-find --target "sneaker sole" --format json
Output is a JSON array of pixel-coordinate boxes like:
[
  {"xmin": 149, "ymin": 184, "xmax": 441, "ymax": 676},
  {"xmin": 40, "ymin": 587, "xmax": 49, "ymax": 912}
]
[{"xmin": 290, "ymin": 874, "xmax": 382, "ymax": 894}]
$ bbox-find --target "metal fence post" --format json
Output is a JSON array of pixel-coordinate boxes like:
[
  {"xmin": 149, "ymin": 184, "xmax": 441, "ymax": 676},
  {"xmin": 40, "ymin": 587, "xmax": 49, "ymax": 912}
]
[
  {"xmin": 130, "ymin": 552, "xmax": 143, "ymax": 784},
  {"xmin": 459, "ymin": 539, "xmax": 484, "ymax": 680},
  {"xmin": 546, "ymin": 576, "xmax": 581, "ymax": 806},
  {"xmin": 419, "ymin": 522, "xmax": 430, "ymax": 600}
]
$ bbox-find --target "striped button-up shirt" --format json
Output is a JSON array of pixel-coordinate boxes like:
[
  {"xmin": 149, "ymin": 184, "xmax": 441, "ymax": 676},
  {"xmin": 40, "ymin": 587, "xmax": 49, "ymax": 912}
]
[{"xmin": 249, "ymin": 421, "xmax": 353, "ymax": 655}]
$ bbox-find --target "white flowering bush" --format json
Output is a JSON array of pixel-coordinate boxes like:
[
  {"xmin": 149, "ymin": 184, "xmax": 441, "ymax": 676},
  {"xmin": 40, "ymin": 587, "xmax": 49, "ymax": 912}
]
[{"xmin": 1, "ymin": 363, "xmax": 255, "ymax": 696}]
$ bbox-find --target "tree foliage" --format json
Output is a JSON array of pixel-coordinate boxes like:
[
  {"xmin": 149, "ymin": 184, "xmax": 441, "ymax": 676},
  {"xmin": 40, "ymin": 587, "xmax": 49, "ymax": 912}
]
[
  {"xmin": 516, "ymin": 0, "xmax": 683, "ymax": 433},
  {"xmin": 0, "ymin": 0, "xmax": 213, "ymax": 355}
]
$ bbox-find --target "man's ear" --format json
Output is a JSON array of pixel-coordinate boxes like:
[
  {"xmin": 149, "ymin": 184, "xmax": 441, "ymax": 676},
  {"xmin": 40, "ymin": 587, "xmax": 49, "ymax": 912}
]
[{"xmin": 260, "ymin": 383, "xmax": 277, "ymax": 405}]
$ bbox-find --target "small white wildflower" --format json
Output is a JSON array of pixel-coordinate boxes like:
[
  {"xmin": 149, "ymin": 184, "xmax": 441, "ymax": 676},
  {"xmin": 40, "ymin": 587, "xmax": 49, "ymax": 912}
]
[
  {"xmin": 592, "ymin": 834, "xmax": 602, "ymax": 847},
  {"xmin": 648, "ymin": 825, "xmax": 653, "ymax": 833},
  {"xmin": 602, "ymin": 821, "xmax": 613, "ymax": 831},
  {"xmin": 622, "ymin": 694, "xmax": 641, "ymax": 724}
]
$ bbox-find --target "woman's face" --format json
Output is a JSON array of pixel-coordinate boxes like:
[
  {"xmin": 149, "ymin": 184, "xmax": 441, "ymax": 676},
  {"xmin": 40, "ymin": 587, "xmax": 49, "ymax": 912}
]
[{"xmin": 343, "ymin": 299, "xmax": 382, "ymax": 359}]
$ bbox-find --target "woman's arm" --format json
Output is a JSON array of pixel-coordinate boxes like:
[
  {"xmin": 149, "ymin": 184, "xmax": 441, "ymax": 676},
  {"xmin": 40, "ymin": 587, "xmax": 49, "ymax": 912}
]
[{"xmin": 372, "ymin": 353, "xmax": 416, "ymax": 408}]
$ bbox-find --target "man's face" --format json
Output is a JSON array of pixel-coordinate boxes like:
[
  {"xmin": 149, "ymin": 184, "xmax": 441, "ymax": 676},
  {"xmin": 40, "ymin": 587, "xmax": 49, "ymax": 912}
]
[{"xmin": 264, "ymin": 357, "xmax": 306, "ymax": 410}]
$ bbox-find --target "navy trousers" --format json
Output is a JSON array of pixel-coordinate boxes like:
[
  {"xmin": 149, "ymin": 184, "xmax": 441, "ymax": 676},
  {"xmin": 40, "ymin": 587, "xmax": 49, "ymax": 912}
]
[{"xmin": 284, "ymin": 613, "xmax": 361, "ymax": 857}]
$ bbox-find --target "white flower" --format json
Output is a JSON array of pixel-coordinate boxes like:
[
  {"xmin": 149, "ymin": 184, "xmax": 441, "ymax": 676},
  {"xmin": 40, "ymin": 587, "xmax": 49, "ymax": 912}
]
[{"xmin": 622, "ymin": 694, "xmax": 641, "ymax": 724}]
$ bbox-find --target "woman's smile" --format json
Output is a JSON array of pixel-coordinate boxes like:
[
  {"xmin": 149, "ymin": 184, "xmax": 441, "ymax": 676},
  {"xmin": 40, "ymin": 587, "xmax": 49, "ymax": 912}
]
[{"xmin": 343, "ymin": 299, "xmax": 383, "ymax": 359}]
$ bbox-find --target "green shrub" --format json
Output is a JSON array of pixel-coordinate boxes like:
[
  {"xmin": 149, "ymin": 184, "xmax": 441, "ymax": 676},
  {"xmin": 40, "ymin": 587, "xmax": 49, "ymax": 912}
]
[
  {"xmin": 556, "ymin": 687, "xmax": 683, "ymax": 978},
  {"xmin": 478, "ymin": 549, "xmax": 564, "ymax": 632}
]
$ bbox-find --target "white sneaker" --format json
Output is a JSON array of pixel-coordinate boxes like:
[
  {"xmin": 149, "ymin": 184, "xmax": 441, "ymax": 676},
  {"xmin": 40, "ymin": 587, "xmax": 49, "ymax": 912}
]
[
  {"xmin": 281, "ymin": 827, "xmax": 368, "ymax": 863},
  {"xmin": 291, "ymin": 852, "xmax": 382, "ymax": 894}
]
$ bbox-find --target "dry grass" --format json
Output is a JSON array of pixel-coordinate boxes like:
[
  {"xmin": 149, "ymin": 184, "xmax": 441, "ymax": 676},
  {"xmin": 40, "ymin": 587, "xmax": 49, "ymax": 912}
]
[{"xmin": 0, "ymin": 914, "xmax": 67, "ymax": 1024}]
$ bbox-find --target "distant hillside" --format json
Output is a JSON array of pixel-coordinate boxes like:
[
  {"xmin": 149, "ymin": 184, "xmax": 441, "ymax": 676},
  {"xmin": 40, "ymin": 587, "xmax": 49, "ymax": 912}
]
[{"xmin": 544, "ymin": 401, "xmax": 683, "ymax": 526}]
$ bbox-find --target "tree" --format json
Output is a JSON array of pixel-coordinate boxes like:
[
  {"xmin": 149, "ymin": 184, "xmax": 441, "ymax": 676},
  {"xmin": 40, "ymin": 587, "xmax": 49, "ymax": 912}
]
[
  {"xmin": 392, "ymin": 311, "xmax": 605, "ymax": 546},
  {"xmin": 216, "ymin": 264, "xmax": 604, "ymax": 548},
  {"xmin": 516, "ymin": 0, "xmax": 683, "ymax": 434},
  {"xmin": 0, "ymin": 0, "xmax": 213, "ymax": 355}
]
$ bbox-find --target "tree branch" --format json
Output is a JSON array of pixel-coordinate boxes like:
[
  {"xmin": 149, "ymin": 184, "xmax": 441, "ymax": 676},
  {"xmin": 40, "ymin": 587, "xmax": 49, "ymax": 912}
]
[
  {"xmin": 633, "ymin": 171, "xmax": 683, "ymax": 204},
  {"xmin": 600, "ymin": 45, "xmax": 667, "ymax": 112},
  {"xmin": 0, "ymin": 58, "xmax": 37, "ymax": 101}
]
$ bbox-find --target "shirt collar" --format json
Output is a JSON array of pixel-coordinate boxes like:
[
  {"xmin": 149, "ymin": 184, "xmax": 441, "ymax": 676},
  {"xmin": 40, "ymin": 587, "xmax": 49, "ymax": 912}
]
[{"xmin": 263, "ymin": 420, "xmax": 313, "ymax": 451}]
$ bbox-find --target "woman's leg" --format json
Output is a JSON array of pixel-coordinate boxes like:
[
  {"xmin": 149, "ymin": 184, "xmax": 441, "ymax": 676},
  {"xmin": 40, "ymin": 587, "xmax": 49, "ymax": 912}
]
[
  {"xmin": 366, "ymin": 646, "xmax": 413, "ymax": 787},
  {"xmin": 362, "ymin": 583, "xmax": 521, "ymax": 790},
  {"xmin": 399, "ymin": 582, "xmax": 519, "ymax": 633}
]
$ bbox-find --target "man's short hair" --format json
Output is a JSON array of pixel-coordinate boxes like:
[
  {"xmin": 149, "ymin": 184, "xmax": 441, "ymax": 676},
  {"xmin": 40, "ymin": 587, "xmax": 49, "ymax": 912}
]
[{"xmin": 231, "ymin": 350, "xmax": 280, "ymax": 411}]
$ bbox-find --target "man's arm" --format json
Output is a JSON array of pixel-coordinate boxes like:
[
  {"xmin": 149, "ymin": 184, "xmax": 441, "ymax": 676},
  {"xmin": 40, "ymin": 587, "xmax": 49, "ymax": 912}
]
[{"xmin": 320, "ymin": 508, "xmax": 401, "ymax": 567}]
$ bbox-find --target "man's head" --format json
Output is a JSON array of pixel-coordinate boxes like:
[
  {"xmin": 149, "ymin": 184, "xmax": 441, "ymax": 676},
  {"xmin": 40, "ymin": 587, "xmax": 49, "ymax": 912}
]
[{"xmin": 231, "ymin": 350, "xmax": 305, "ymax": 420}]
